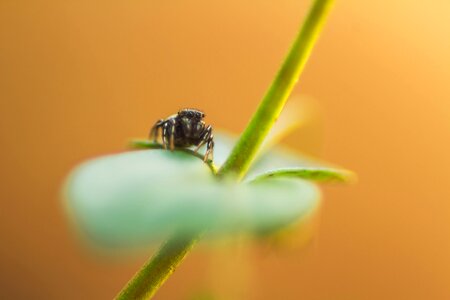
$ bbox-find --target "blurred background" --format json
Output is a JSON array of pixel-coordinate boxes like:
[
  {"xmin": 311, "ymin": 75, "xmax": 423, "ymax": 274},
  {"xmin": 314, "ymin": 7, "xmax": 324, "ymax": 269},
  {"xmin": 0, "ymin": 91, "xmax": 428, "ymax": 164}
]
[{"xmin": 1, "ymin": 0, "xmax": 450, "ymax": 299}]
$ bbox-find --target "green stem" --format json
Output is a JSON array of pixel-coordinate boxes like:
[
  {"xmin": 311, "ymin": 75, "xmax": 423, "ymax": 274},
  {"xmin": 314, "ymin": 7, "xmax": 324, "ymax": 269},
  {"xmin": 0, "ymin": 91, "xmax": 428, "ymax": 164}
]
[
  {"xmin": 219, "ymin": 0, "xmax": 334, "ymax": 179},
  {"xmin": 116, "ymin": 0, "xmax": 333, "ymax": 298},
  {"xmin": 115, "ymin": 233, "xmax": 199, "ymax": 300}
]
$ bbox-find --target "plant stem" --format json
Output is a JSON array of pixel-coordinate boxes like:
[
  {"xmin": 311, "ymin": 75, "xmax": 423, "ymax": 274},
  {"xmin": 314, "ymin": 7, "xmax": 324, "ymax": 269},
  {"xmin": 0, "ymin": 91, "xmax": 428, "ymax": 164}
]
[
  {"xmin": 115, "ymin": 0, "xmax": 333, "ymax": 298},
  {"xmin": 115, "ymin": 233, "xmax": 199, "ymax": 300},
  {"xmin": 219, "ymin": 0, "xmax": 334, "ymax": 179}
]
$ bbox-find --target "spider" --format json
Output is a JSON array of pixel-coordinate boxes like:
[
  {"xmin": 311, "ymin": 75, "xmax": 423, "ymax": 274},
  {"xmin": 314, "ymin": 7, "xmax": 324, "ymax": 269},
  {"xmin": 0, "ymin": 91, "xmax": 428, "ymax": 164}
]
[{"xmin": 149, "ymin": 109, "xmax": 214, "ymax": 161}]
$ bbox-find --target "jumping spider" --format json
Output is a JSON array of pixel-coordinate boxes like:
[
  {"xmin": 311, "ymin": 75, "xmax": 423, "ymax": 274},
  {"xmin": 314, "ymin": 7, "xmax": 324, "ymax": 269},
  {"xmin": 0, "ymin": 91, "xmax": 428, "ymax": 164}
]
[{"xmin": 150, "ymin": 109, "xmax": 214, "ymax": 161}]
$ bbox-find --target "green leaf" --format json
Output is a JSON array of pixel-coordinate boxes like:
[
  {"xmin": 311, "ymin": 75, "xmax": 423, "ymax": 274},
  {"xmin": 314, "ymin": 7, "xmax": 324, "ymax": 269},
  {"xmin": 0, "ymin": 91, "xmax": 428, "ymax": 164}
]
[
  {"xmin": 248, "ymin": 167, "xmax": 355, "ymax": 183},
  {"xmin": 130, "ymin": 131, "xmax": 237, "ymax": 170},
  {"xmin": 245, "ymin": 146, "xmax": 355, "ymax": 183},
  {"xmin": 64, "ymin": 150, "xmax": 320, "ymax": 248},
  {"xmin": 129, "ymin": 139, "xmax": 218, "ymax": 173}
]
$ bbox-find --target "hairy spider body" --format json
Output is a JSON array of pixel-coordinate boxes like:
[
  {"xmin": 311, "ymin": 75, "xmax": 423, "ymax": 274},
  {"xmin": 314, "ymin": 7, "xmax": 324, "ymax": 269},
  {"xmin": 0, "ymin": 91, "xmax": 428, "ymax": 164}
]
[{"xmin": 150, "ymin": 109, "xmax": 214, "ymax": 161}]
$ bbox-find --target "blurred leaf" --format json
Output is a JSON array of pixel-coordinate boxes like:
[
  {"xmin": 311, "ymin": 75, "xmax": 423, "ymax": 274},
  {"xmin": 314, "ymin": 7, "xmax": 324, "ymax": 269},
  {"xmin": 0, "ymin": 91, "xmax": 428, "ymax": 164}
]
[
  {"xmin": 260, "ymin": 96, "xmax": 320, "ymax": 154},
  {"xmin": 259, "ymin": 97, "xmax": 303, "ymax": 152},
  {"xmin": 188, "ymin": 290, "xmax": 216, "ymax": 300},
  {"xmin": 130, "ymin": 139, "xmax": 218, "ymax": 173},
  {"xmin": 67, "ymin": 125, "xmax": 353, "ymax": 249},
  {"xmin": 64, "ymin": 150, "xmax": 320, "ymax": 248},
  {"xmin": 129, "ymin": 132, "xmax": 236, "ymax": 170}
]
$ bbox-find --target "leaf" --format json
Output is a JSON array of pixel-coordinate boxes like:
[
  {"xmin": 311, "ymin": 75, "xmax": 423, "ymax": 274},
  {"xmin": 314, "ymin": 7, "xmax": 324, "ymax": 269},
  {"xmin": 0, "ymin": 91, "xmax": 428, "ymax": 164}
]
[
  {"xmin": 260, "ymin": 96, "xmax": 319, "ymax": 154},
  {"xmin": 129, "ymin": 139, "xmax": 218, "ymax": 173},
  {"xmin": 245, "ymin": 146, "xmax": 355, "ymax": 183},
  {"xmin": 130, "ymin": 131, "xmax": 238, "ymax": 171},
  {"xmin": 248, "ymin": 167, "xmax": 355, "ymax": 183},
  {"xmin": 64, "ymin": 150, "xmax": 320, "ymax": 248}
]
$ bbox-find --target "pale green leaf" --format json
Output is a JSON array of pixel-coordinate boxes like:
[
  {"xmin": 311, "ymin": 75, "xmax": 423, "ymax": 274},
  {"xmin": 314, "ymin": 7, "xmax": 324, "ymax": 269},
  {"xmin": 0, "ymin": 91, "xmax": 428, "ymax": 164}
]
[{"xmin": 64, "ymin": 150, "xmax": 320, "ymax": 248}]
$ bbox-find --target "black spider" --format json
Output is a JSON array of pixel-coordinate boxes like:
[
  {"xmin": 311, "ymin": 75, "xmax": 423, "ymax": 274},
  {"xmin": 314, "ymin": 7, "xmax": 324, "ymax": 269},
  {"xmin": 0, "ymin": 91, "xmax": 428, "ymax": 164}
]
[{"xmin": 149, "ymin": 109, "xmax": 214, "ymax": 161}]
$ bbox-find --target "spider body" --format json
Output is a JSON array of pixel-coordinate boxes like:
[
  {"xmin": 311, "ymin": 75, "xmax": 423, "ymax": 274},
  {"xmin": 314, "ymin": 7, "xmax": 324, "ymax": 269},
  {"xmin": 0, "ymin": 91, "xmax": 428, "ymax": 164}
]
[{"xmin": 150, "ymin": 109, "xmax": 214, "ymax": 161}]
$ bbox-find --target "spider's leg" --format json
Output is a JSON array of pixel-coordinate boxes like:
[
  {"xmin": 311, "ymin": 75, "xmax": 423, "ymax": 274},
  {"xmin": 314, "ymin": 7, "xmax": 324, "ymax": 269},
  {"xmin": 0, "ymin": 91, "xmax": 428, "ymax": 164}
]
[
  {"xmin": 195, "ymin": 125, "xmax": 213, "ymax": 161},
  {"xmin": 194, "ymin": 125, "xmax": 212, "ymax": 153},
  {"xmin": 162, "ymin": 122, "xmax": 170, "ymax": 150},
  {"xmin": 169, "ymin": 119, "xmax": 176, "ymax": 151},
  {"xmin": 149, "ymin": 119, "xmax": 164, "ymax": 142},
  {"xmin": 204, "ymin": 135, "xmax": 214, "ymax": 162}
]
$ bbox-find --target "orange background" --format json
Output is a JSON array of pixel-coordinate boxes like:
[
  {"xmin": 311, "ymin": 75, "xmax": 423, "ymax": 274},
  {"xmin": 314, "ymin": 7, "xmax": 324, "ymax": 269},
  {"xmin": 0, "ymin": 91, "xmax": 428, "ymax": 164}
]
[{"xmin": 1, "ymin": 1, "xmax": 450, "ymax": 299}]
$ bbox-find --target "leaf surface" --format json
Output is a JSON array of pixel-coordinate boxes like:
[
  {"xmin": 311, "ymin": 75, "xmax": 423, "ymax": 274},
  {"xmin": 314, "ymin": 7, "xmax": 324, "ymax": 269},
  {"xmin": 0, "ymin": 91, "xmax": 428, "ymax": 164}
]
[{"xmin": 64, "ymin": 150, "xmax": 320, "ymax": 248}]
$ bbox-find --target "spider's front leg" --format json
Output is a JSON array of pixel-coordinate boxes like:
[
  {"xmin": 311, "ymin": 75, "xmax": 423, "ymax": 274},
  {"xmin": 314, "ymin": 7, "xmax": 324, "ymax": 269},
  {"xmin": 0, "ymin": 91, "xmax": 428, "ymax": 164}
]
[
  {"xmin": 162, "ymin": 119, "xmax": 176, "ymax": 150},
  {"xmin": 149, "ymin": 119, "xmax": 164, "ymax": 142},
  {"xmin": 168, "ymin": 119, "xmax": 176, "ymax": 151},
  {"xmin": 204, "ymin": 135, "xmax": 214, "ymax": 162},
  {"xmin": 194, "ymin": 125, "xmax": 214, "ymax": 161}
]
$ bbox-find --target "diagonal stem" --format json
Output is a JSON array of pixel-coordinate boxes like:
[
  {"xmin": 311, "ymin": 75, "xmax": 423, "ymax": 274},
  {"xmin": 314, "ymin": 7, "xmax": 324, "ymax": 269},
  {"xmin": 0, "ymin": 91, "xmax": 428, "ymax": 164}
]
[
  {"xmin": 115, "ymin": 0, "xmax": 334, "ymax": 298},
  {"xmin": 218, "ymin": 0, "xmax": 334, "ymax": 179},
  {"xmin": 115, "ymin": 233, "xmax": 199, "ymax": 300}
]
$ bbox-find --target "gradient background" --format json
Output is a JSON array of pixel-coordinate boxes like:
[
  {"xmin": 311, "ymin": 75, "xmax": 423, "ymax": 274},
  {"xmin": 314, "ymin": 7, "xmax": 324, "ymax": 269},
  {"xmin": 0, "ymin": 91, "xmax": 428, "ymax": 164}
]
[{"xmin": 1, "ymin": 0, "xmax": 450, "ymax": 299}]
